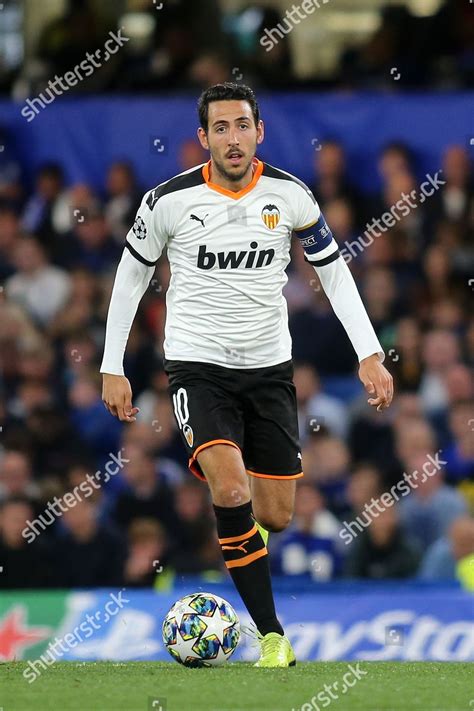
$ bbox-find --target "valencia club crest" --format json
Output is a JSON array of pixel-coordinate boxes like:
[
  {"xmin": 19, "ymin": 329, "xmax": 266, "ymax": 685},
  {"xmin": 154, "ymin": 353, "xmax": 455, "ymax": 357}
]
[{"xmin": 261, "ymin": 204, "xmax": 280, "ymax": 230}]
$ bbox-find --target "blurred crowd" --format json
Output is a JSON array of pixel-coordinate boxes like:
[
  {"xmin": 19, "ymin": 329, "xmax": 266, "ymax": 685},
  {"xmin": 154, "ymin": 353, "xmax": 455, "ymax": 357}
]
[
  {"xmin": 1, "ymin": 0, "xmax": 473, "ymax": 97},
  {"xmin": 0, "ymin": 132, "xmax": 473, "ymax": 592}
]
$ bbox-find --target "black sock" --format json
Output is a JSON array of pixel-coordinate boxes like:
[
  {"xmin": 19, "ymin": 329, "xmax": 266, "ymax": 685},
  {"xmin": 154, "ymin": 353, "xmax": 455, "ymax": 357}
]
[{"xmin": 213, "ymin": 501, "xmax": 283, "ymax": 636}]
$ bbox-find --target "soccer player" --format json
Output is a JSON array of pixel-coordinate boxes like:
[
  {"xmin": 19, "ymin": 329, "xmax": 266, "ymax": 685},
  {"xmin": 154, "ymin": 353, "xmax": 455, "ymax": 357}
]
[{"xmin": 100, "ymin": 83, "xmax": 393, "ymax": 667}]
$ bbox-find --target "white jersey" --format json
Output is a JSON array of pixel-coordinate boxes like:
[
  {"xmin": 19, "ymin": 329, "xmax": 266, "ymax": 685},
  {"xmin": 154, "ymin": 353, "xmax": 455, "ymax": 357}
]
[{"xmin": 125, "ymin": 159, "xmax": 338, "ymax": 369}]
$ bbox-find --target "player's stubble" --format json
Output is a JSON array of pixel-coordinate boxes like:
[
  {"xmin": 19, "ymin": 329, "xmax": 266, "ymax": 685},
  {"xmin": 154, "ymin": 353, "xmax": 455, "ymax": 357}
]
[{"xmin": 210, "ymin": 147, "xmax": 256, "ymax": 185}]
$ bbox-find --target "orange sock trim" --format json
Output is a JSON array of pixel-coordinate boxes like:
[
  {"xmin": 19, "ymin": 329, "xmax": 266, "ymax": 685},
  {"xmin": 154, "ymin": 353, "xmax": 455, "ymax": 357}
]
[
  {"xmin": 225, "ymin": 547, "xmax": 268, "ymax": 569},
  {"xmin": 218, "ymin": 524, "xmax": 257, "ymax": 545}
]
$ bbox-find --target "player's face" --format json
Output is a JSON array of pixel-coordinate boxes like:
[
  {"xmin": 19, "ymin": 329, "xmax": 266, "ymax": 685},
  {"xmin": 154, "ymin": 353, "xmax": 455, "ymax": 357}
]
[{"xmin": 198, "ymin": 100, "xmax": 264, "ymax": 183}]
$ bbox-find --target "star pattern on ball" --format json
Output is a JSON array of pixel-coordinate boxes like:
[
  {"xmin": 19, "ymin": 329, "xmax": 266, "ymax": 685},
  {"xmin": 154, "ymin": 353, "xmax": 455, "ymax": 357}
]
[{"xmin": 162, "ymin": 592, "xmax": 240, "ymax": 667}]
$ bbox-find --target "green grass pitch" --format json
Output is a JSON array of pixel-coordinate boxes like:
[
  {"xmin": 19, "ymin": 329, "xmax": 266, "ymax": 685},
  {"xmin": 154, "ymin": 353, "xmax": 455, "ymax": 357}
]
[{"xmin": 2, "ymin": 661, "xmax": 472, "ymax": 711}]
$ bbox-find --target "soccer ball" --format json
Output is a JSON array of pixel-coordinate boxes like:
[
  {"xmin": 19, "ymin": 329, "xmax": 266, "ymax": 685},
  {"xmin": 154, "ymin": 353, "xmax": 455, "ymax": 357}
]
[{"xmin": 162, "ymin": 592, "xmax": 240, "ymax": 667}]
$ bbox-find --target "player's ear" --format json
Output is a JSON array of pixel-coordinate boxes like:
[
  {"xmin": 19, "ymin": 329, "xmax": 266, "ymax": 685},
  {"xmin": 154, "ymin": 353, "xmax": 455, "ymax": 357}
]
[
  {"xmin": 197, "ymin": 127, "xmax": 209, "ymax": 150},
  {"xmin": 256, "ymin": 119, "xmax": 264, "ymax": 145}
]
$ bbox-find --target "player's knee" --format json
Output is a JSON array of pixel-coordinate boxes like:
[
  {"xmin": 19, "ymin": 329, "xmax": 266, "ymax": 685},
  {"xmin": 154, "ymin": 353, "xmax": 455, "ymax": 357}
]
[
  {"xmin": 206, "ymin": 468, "xmax": 249, "ymax": 507},
  {"xmin": 211, "ymin": 482, "xmax": 250, "ymax": 508}
]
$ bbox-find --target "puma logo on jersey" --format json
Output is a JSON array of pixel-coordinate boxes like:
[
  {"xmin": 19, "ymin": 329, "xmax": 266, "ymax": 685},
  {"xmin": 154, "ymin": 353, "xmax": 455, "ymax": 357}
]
[
  {"xmin": 146, "ymin": 188, "xmax": 160, "ymax": 211},
  {"xmin": 197, "ymin": 242, "xmax": 275, "ymax": 270},
  {"xmin": 190, "ymin": 213, "xmax": 208, "ymax": 228}
]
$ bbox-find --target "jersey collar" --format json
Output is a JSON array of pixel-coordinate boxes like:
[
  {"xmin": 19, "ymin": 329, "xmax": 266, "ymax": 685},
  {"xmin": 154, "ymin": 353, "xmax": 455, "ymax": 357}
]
[{"xmin": 202, "ymin": 158, "xmax": 263, "ymax": 200}]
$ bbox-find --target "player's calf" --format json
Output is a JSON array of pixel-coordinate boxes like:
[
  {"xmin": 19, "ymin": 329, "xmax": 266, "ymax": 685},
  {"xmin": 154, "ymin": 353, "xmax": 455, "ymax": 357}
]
[
  {"xmin": 213, "ymin": 499, "xmax": 284, "ymax": 637},
  {"xmin": 252, "ymin": 507, "xmax": 293, "ymax": 533},
  {"xmin": 197, "ymin": 444, "xmax": 284, "ymax": 637},
  {"xmin": 251, "ymin": 478, "xmax": 296, "ymax": 532}
]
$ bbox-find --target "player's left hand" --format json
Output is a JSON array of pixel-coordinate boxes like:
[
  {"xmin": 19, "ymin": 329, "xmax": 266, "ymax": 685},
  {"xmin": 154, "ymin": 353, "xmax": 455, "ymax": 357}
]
[{"xmin": 358, "ymin": 354, "xmax": 394, "ymax": 411}]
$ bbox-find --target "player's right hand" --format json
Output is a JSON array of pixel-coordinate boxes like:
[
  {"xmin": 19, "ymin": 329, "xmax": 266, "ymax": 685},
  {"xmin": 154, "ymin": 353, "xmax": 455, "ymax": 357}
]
[{"xmin": 102, "ymin": 373, "xmax": 139, "ymax": 422}]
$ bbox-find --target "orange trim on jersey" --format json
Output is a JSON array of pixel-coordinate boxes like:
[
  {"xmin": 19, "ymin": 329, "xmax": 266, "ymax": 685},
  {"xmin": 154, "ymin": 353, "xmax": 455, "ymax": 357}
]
[
  {"xmin": 193, "ymin": 439, "xmax": 241, "ymax": 460},
  {"xmin": 225, "ymin": 547, "xmax": 268, "ymax": 569},
  {"xmin": 294, "ymin": 219, "xmax": 318, "ymax": 232},
  {"xmin": 202, "ymin": 158, "xmax": 263, "ymax": 200},
  {"xmin": 188, "ymin": 439, "xmax": 242, "ymax": 483},
  {"xmin": 218, "ymin": 525, "xmax": 257, "ymax": 545},
  {"xmin": 246, "ymin": 469, "xmax": 304, "ymax": 480},
  {"xmin": 188, "ymin": 458, "xmax": 206, "ymax": 482}
]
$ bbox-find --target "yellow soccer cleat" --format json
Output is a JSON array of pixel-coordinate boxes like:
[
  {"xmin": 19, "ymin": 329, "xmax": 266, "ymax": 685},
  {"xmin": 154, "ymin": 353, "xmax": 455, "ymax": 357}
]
[{"xmin": 254, "ymin": 632, "xmax": 296, "ymax": 668}]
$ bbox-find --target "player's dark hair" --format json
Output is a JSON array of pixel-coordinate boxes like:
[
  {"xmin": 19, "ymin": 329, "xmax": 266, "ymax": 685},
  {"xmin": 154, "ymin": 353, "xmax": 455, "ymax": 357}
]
[{"xmin": 197, "ymin": 83, "xmax": 260, "ymax": 132}]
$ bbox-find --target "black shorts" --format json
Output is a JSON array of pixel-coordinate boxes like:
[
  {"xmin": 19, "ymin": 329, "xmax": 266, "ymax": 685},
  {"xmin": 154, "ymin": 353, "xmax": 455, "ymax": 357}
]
[{"xmin": 164, "ymin": 358, "xmax": 303, "ymax": 483}]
